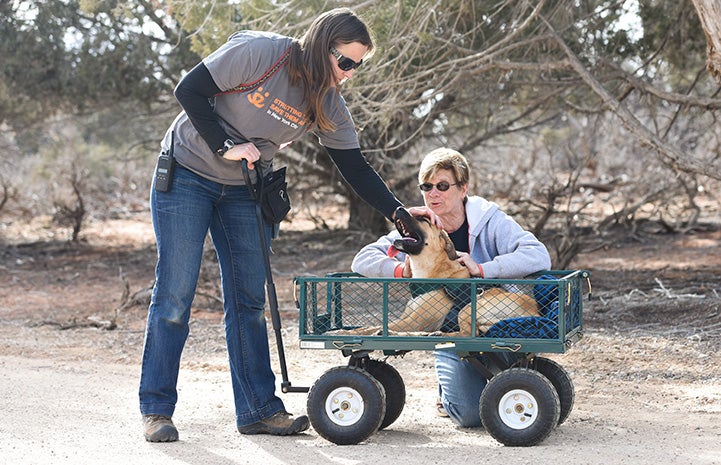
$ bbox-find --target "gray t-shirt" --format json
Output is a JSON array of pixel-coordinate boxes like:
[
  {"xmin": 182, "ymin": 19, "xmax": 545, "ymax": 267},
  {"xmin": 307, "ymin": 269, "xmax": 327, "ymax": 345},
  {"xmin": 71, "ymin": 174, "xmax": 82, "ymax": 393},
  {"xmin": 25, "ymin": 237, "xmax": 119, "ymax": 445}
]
[{"xmin": 162, "ymin": 31, "xmax": 359, "ymax": 185}]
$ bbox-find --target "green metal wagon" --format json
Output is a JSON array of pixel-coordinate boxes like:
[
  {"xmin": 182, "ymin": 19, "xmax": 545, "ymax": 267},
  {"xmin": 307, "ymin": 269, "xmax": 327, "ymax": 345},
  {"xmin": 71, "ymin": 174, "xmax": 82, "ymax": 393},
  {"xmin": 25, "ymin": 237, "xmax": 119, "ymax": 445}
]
[{"xmin": 293, "ymin": 269, "xmax": 590, "ymax": 446}]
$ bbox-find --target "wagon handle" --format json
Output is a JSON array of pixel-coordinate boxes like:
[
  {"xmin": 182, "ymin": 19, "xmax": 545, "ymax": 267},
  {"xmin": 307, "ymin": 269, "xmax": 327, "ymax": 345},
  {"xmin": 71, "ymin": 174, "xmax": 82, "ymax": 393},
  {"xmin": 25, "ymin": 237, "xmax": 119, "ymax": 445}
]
[
  {"xmin": 586, "ymin": 276, "xmax": 593, "ymax": 300},
  {"xmin": 241, "ymin": 160, "xmax": 309, "ymax": 394}
]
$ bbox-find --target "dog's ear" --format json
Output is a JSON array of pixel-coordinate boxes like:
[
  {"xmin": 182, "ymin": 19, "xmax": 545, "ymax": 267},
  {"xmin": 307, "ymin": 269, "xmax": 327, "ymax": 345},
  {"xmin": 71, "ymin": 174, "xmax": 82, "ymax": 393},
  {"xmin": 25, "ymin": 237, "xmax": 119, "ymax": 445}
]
[{"xmin": 439, "ymin": 230, "xmax": 459, "ymax": 260}]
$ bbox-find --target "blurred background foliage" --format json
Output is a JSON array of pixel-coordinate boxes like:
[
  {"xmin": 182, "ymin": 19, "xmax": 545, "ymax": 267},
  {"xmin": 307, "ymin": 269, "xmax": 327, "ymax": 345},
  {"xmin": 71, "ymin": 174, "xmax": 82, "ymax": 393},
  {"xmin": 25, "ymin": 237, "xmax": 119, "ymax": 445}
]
[{"xmin": 1, "ymin": 0, "xmax": 720, "ymax": 267}]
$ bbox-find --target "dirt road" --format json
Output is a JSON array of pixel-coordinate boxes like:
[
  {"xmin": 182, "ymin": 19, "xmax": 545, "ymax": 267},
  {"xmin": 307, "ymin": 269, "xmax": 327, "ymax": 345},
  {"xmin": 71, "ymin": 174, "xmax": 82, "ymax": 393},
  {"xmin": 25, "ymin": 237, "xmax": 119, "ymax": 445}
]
[
  {"xmin": 1, "ymin": 321, "xmax": 719, "ymax": 465},
  {"xmin": 1, "ymin": 221, "xmax": 720, "ymax": 464}
]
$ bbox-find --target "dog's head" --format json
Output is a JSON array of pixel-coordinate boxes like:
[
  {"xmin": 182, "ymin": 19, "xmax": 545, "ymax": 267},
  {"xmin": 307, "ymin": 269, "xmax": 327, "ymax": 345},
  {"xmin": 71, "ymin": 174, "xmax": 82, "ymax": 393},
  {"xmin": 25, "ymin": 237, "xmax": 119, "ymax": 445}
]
[{"xmin": 391, "ymin": 207, "xmax": 458, "ymax": 261}]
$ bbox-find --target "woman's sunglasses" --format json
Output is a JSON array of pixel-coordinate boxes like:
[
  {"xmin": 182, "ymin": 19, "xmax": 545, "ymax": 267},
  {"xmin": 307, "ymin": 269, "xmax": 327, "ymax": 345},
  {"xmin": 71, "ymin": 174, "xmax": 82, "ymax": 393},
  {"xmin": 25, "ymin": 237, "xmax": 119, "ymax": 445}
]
[
  {"xmin": 330, "ymin": 47, "xmax": 363, "ymax": 71},
  {"xmin": 418, "ymin": 181, "xmax": 458, "ymax": 192}
]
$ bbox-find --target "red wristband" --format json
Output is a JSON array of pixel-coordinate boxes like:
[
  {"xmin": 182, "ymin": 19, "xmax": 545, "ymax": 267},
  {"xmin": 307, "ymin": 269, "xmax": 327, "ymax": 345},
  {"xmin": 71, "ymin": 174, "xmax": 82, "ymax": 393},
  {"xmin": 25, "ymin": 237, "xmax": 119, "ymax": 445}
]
[
  {"xmin": 394, "ymin": 263, "xmax": 405, "ymax": 278},
  {"xmin": 477, "ymin": 264, "xmax": 484, "ymax": 278}
]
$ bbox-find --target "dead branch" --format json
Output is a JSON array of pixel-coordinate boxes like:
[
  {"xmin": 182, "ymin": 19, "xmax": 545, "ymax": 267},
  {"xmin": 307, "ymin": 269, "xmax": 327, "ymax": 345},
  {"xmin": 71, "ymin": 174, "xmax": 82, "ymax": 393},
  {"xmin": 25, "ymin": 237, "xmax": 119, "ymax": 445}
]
[
  {"xmin": 116, "ymin": 272, "xmax": 154, "ymax": 313},
  {"xmin": 0, "ymin": 173, "xmax": 16, "ymax": 212},
  {"xmin": 52, "ymin": 164, "xmax": 87, "ymax": 242},
  {"xmin": 35, "ymin": 316, "xmax": 117, "ymax": 331},
  {"xmin": 195, "ymin": 290, "xmax": 224, "ymax": 306},
  {"xmin": 617, "ymin": 66, "xmax": 721, "ymax": 109},
  {"xmin": 652, "ymin": 278, "xmax": 706, "ymax": 300}
]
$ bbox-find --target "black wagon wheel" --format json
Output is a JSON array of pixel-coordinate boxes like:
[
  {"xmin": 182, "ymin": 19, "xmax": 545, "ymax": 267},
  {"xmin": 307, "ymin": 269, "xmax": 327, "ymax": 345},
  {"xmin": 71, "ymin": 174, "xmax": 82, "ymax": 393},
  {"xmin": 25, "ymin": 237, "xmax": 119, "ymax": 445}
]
[
  {"xmin": 357, "ymin": 359, "xmax": 405, "ymax": 430},
  {"xmin": 479, "ymin": 367, "xmax": 560, "ymax": 447},
  {"xmin": 307, "ymin": 366, "xmax": 386, "ymax": 445},
  {"xmin": 532, "ymin": 356, "xmax": 575, "ymax": 426}
]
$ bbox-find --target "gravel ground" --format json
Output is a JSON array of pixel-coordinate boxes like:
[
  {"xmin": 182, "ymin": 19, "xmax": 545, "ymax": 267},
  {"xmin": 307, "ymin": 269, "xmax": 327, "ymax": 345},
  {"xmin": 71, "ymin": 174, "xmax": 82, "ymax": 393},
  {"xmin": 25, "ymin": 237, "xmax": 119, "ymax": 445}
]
[
  {"xmin": 1, "ymin": 220, "xmax": 720, "ymax": 464},
  {"xmin": 0, "ymin": 320, "xmax": 719, "ymax": 465}
]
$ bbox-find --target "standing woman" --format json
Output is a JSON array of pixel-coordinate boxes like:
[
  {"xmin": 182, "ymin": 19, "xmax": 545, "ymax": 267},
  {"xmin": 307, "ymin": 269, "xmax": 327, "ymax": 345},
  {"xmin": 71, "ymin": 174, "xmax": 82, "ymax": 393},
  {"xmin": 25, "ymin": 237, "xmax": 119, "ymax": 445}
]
[{"xmin": 139, "ymin": 8, "xmax": 408, "ymax": 442}]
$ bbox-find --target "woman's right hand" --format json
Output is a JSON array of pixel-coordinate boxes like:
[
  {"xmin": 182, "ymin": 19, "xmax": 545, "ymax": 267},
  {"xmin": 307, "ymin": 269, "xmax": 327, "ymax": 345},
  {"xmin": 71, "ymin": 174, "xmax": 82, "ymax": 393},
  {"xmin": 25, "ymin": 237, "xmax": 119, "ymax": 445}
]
[
  {"xmin": 222, "ymin": 142, "xmax": 261, "ymax": 169},
  {"xmin": 407, "ymin": 206, "xmax": 443, "ymax": 229},
  {"xmin": 402, "ymin": 256, "xmax": 412, "ymax": 278}
]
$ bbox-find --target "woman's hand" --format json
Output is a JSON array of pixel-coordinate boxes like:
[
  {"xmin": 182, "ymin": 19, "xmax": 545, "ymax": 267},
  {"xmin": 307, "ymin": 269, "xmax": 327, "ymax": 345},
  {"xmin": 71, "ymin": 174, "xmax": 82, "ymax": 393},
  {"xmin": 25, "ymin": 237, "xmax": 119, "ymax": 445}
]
[
  {"xmin": 407, "ymin": 206, "xmax": 443, "ymax": 229},
  {"xmin": 402, "ymin": 256, "xmax": 412, "ymax": 278},
  {"xmin": 222, "ymin": 142, "xmax": 261, "ymax": 168},
  {"xmin": 456, "ymin": 252, "xmax": 483, "ymax": 277}
]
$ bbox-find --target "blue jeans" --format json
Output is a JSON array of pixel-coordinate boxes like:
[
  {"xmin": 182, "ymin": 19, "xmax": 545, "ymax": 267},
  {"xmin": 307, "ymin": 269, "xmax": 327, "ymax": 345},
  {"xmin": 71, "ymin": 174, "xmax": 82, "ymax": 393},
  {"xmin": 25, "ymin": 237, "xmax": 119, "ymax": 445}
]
[
  {"xmin": 139, "ymin": 164, "xmax": 285, "ymax": 427},
  {"xmin": 434, "ymin": 350, "xmax": 487, "ymax": 427},
  {"xmin": 435, "ymin": 350, "xmax": 522, "ymax": 428}
]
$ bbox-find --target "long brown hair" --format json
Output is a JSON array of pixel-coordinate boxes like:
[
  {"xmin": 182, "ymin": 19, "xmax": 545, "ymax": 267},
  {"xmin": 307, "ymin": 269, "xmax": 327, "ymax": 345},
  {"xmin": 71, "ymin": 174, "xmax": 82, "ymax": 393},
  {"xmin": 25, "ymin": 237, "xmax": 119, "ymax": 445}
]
[{"xmin": 286, "ymin": 8, "xmax": 374, "ymax": 132}]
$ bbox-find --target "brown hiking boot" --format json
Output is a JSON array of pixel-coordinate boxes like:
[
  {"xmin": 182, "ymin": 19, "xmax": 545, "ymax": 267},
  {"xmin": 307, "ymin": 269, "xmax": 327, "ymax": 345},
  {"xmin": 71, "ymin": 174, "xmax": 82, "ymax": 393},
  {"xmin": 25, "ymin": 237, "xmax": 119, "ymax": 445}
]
[
  {"xmin": 143, "ymin": 415, "xmax": 179, "ymax": 442},
  {"xmin": 237, "ymin": 411, "xmax": 310, "ymax": 436}
]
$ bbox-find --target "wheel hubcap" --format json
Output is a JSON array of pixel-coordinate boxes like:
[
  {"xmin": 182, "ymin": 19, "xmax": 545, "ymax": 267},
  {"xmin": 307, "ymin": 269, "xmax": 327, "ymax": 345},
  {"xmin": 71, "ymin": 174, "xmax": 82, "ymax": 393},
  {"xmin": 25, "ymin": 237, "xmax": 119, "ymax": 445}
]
[
  {"xmin": 325, "ymin": 387, "xmax": 365, "ymax": 426},
  {"xmin": 498, "ymin": 389, "xmax": 539, "ymax": 429}
]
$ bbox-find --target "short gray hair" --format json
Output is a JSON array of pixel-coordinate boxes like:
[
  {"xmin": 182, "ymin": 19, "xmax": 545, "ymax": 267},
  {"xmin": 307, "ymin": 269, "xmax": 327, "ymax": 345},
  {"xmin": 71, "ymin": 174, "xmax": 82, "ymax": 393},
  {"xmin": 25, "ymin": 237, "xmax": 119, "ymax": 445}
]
[{"xmin": 418, "ymin": 148, "xmax": 470, "ymax": 186}]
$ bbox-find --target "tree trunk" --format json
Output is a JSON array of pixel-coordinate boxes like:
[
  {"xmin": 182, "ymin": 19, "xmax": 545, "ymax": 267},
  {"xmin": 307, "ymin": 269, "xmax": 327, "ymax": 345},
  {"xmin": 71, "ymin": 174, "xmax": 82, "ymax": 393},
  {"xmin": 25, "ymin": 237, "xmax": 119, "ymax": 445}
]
[
  {"xmin": 347, "ymin": 189, "xmax": 392, "ymax": 236},
  {"xmin": 691, "ymin": 0, "xmax": 721, "ymax": 83}
]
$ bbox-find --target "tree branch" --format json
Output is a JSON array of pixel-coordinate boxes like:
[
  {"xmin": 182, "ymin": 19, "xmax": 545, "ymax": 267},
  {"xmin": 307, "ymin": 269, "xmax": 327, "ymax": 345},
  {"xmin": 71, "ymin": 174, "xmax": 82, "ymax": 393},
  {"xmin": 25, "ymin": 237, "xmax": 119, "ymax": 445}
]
[
  {"xmin": 541, "ymin": 14, "xmax": 721, "ymax": 181},
  {"xmin": 691, "ymin": 0, "xmax": 721, "ymax": 83}
]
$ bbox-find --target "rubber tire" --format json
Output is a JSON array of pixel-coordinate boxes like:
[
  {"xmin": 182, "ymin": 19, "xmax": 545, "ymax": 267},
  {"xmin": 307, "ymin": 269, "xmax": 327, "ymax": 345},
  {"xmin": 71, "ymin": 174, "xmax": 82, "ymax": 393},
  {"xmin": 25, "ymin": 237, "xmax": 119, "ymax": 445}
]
[
  {"xmin": 533, "ymin": 357, "xmax": 575, "ymax": 426},
  {"xmin": 360, "ymin": 359, "xmax": 405, "ymax": 430},
  {"xmin": 307, "ymin": 366, "xmax": 386, "ymax": 445},
  {"xmin": 480, "ymin": 368, "xmax": 560, "ymax": 447}
]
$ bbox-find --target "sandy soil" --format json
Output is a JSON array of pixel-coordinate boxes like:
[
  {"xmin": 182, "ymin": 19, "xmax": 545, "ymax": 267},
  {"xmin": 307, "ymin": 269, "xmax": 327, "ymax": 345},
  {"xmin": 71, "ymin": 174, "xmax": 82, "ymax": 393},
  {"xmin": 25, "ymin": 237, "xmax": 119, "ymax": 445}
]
[{"xmin": 1, "ymin": 217, "xmax": 720, "ymax": 465}]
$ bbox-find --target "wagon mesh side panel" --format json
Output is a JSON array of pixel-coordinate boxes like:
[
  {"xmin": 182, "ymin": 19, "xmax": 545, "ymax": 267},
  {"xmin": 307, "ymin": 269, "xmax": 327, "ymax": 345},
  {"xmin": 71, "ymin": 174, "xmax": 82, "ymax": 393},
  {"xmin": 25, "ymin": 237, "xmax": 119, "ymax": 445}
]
[
  {"xmin": 299, "ymin": 272, "xmax": 585, "ymax": 340},
  {"xmin": 302, "ymin": 280, "xmax": 414, "ymax": 335}
]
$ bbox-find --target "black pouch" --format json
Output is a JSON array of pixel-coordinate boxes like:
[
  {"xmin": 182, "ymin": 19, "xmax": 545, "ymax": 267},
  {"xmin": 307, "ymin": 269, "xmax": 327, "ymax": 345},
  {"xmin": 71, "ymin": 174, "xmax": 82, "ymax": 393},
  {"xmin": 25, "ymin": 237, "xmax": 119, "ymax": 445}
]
[{"xmin": 260, "ymin": 167, "xmax": 291, "ymax": 224}]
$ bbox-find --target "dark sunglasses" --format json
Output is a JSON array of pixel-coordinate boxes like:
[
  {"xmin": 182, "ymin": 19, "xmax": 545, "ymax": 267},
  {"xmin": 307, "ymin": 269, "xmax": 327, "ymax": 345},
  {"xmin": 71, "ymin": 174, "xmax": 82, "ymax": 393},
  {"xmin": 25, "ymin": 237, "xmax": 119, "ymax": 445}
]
[
  {"xmin": 418, "ymin": 181, "xmax": 458, "ymax": 192},
  {"xmin": 330, "ymin": 47, "xmax": 363, "ymax": 71}
]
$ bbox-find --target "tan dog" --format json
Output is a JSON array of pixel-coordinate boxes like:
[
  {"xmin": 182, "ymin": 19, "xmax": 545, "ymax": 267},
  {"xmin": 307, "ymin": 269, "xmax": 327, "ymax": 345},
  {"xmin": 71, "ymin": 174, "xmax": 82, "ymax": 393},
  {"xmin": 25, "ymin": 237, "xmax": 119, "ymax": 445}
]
[
  {"xmin": 459, "ymin": 287, "xmax": 539, "ymax": 335},
  {"xmin": 341, "ymin": 208, "xmax": 539, "ymax": 336}
]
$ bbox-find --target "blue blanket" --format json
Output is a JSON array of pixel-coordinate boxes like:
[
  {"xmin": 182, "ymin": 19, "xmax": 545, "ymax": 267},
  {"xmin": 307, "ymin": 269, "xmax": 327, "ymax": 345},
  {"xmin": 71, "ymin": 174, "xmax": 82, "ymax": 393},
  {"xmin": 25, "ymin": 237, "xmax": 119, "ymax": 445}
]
[{"xmin": 484, "ymin": 275, "xmax": 579, "ymax": 339}]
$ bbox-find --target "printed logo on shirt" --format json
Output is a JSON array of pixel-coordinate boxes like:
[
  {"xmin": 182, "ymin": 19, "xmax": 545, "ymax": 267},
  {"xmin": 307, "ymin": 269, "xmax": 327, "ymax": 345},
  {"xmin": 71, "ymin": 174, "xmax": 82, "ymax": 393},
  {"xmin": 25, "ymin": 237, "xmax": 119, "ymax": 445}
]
[
  {"xmin": 247, "ymin": 86, "xmax": 308, "ymax": 130},
  {"xmin": 268, "ymin": 97, "xmax": 307, "ymax": 130},
  {"xmin": 247, "ymin": 87, "xmax": 270, "ymax": 109}
]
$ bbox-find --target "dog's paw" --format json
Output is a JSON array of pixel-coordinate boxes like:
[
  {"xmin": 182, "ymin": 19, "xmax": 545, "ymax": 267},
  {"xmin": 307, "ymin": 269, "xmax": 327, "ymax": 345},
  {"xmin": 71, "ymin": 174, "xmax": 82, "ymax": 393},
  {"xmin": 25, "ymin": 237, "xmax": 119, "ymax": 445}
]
[
  {"xmin": 428, "ymin": 330, "xmax": 463, "ymax": 338},
  {"xmin": 322, "ymin": 329, "xmax": 355, "ymax": 335}
]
